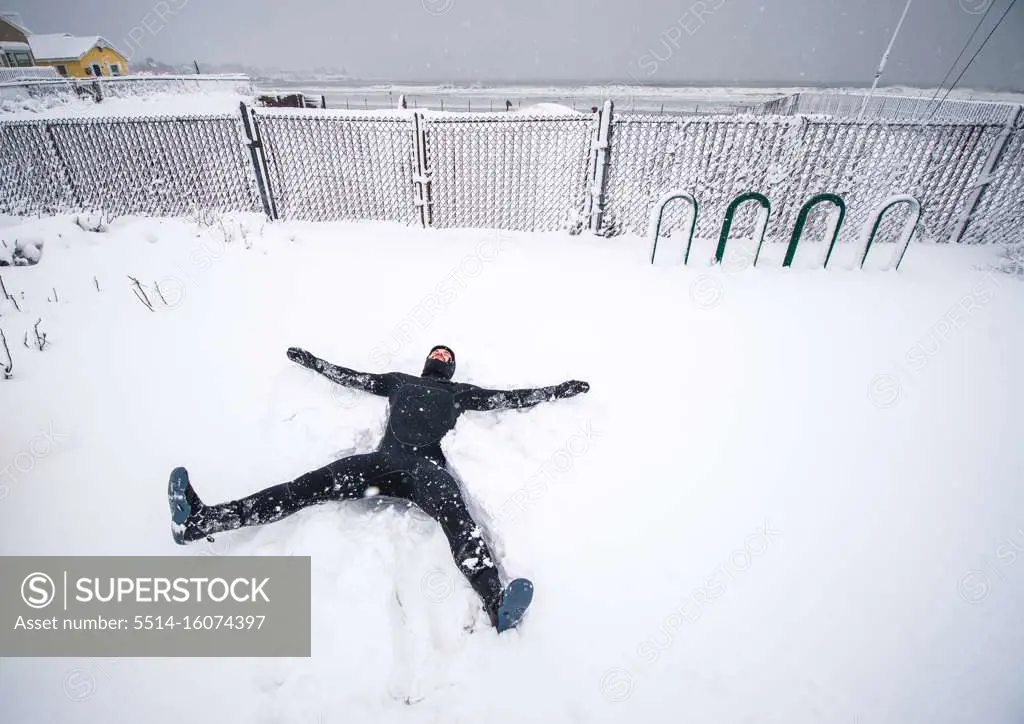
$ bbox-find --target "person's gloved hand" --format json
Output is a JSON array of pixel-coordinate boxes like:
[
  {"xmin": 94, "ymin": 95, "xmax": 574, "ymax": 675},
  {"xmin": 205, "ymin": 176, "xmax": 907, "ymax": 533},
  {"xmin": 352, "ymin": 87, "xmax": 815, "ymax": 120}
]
[
  {"xmin": 555, "ymin": 380, "xmax": 590, "ymax": 398},
  {"xmin": 287, "ymin": 347, "xmax": 319, "ymax": 370}
]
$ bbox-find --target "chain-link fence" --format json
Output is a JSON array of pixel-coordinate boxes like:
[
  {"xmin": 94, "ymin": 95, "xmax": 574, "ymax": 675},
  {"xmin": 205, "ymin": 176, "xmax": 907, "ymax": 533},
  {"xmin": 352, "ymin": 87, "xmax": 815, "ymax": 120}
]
[
  {"xmin": 0, "ymin": 98, "xmax": 1021, "ymax": 248},
  {"xmin": 0, "ymin": 66, "xmax": 61, "ymax": 82},
  {"xmin": 0, "ymin": 121, "xmax": 72, "ymax": 214},
  {"xmin": 0, "ymin": 114, "xmax": 260, "ymax": 217},
  {"xmin": 602, "ymin": 114, "xmax": 803, "ymax": 241},
  {"xmin": 422, "ymin": 113, "xmax": 598, "ymax": 231},
  {"xmin": 0, "ymin": 74, "xmax": 255, "ymax": 103},
  {"xmin": 0, "ymin": 78, "xmax": 76, "ymax": 102},
  {"xmin": 798, "ymin": 120, "xmax": 998, "ymax": 247},
  {"xmin": 96, "ymin": 75, "xmax": 255, "ymax": 98},
  {"xmin": 601, "ymin": 113, "xmax": 1004, "ymax": 247},
  {"xmin": 961, "ymin": 112, "xmax": 1024, "ymax": 245},
  {"xmin": 759, "ymin": 91, "xmax": 1019, "ymax": 125},
  {"xmin": 252, "ymin": 108, "xmax": 418, "ymax": 223}
]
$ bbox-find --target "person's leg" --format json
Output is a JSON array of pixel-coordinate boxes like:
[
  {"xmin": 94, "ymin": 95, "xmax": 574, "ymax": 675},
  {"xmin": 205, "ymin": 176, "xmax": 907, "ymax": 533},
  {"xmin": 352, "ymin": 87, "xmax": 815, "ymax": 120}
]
[
  {"xmin": 405, "ymin": 460, "xmax": 505, "ymax": 624},
  {"xmin": 170, "ymin": 452, "xmax": 396, "ymax": 543}
]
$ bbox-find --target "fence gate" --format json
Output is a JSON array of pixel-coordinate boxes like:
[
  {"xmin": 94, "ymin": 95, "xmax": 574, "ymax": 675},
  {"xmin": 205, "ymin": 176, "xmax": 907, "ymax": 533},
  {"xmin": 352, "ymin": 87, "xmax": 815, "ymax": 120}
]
[
  {"xmin": 417, "ymin": 111, "xmax": 601, "ymax": 232},
  {"xmin": 251, "ymin": 108, "xmax": 420, "ymax": 224}
]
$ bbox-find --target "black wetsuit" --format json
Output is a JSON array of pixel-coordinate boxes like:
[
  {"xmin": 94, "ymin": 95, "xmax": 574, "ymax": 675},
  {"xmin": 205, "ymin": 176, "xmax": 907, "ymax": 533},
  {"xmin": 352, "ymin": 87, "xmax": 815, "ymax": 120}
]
[{"xmin": 180, "ymin": 348, "xmax": 589, "ymax": 622}]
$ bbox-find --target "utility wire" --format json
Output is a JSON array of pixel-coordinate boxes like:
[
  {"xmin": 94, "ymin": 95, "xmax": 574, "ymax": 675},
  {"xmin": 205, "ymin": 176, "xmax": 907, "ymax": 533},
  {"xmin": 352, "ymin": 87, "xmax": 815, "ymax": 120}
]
[
  {"xmin": 917, "ymin": 0, "xmax": 997, "ymax": 121},
  {"xmin": 923, "ymin": 0, "xmax": 1019, "ymax": 123}
]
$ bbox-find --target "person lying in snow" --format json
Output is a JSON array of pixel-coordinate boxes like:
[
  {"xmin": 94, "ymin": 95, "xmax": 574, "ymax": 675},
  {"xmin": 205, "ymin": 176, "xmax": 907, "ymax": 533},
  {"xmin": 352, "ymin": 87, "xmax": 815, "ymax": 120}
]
[{"xmin": 168, "ymin": 344, "xmax": 590, "ymax": 632}]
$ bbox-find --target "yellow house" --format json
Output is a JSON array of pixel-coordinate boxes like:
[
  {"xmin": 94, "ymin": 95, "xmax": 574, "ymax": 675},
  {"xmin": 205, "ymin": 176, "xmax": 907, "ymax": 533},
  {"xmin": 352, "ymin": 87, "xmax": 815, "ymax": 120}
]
[{"xmin": 28, "ymin": 33, "xmax": 128, "ymax": 78}]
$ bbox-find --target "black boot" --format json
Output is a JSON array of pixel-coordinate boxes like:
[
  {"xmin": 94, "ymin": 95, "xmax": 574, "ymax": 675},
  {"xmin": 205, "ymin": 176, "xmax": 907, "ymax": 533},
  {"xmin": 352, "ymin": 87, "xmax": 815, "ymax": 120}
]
[
  {"xmin": 168, "ymin": 467, "xmax": 213, "ymax": 544},
  {"xmin": 486, "ymin": 578, "xmax": 535, "ymax": 633}
]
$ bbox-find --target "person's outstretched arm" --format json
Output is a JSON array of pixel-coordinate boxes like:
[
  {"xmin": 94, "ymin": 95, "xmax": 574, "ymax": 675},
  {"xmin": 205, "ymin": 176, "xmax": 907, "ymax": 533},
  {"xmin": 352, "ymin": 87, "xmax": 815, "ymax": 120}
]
[
  {"xmin": 457, "ymin": 380, "xmax": 589, "ymax": 411},
  {"xmin": 286, "ymin": 347, "xmax": 394, "ymax": 397}
]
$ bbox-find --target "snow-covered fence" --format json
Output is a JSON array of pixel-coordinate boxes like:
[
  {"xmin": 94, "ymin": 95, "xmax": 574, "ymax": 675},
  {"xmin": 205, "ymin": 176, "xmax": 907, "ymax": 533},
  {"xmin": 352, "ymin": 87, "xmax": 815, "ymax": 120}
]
[
  {"xmin": 420, "ymin": 113, "xmax": 598, "ymax": 231},
  {"xmin": 0, "ymin": 73, "xmax": 254, "ymax": 103},
  {"xmin": 761, "ymin": 91, "xmax": 1019, "ymax": 125},
  {"xmin": 1, "ymin": 100, "xmax": 1022, "ymax": 246},
  {"xmin": 960, "ymin": 109, "xmax": 1024, "ymax": 245},
  {"xmin": 0, "ymin": 66, "xmax": 61, "ymax": 82},
  {"xmin": 601, "ymin": 113, "xmax": 1003, "ymax": 247},
  {"xmin": 249, "ymin": 109, "xmax": 599, "ymax": 231},
  {"xmin": 0, "ymin": 122, "xmax": 73, "ymax": 214},
  {"xmin": 251, "ymin": 108, "xmax": 418, "ymax": 224},
  {"xmin": 755, "ymin": 95, "xmax": 800, "ymax": 116},
  {"xmin": 0, "ymin": 115, "xmax": 261, "ymax": 217},
  {"xmin": 0, "ymin": 78, "xmax": 77, "ymax": 102},
  {"xmin": 93, "ymin": 74, "xmax": 255, "ymax": 99},
  {"xmin": 603, "ymin": 115, "xmax": 800, "ymax": 240}
]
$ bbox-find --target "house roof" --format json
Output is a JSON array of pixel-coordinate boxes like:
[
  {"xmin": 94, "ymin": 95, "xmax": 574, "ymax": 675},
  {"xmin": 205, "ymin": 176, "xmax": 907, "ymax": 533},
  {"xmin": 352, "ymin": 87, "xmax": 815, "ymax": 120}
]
[
  {"xmin": 28, "ymin": 33, "xmax": 122, "ymax": 61},
  {"xmin": 0, "ymin": 12, "xmax": 32, "ymax": 35}
]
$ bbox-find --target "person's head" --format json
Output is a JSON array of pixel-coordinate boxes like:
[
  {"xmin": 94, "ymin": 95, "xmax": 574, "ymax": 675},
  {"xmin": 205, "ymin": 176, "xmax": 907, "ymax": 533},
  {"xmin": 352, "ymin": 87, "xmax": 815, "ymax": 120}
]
[{"xmin": 422, "ymin": 345, "xmax": 456, "ymax": 380}]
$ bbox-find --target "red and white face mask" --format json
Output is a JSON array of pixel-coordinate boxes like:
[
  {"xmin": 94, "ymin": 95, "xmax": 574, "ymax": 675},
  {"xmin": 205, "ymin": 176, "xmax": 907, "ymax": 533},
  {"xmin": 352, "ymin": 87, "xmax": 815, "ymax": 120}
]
[{"xmin": 428, "ymin": 347, "xmax": 453, "ymax": 363}]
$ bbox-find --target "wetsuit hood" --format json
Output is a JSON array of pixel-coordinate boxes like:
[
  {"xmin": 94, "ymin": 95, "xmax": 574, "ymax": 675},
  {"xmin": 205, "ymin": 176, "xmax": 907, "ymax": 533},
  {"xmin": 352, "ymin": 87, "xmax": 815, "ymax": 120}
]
[{"xmin": 422, "ymin": 345, "xmax": 456, "ymax": 380}]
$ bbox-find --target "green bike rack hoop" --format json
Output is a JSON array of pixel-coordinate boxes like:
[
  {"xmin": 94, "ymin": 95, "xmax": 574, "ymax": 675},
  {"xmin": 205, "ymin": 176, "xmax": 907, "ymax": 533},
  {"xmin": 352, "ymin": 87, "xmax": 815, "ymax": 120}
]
[
  {"xmin": 859, "ymin": 195, "xmax": 922, "ymax": 271},
  {"xmin": 715, "ymin": 192, "xmax": 771, "ymax": 267},
  {"xmin": 787, "ymin": 193, "xmax": 846, "ymax": 269},
  {"xmin": 647, "ymin": 191, "xmax": 699, "ymax": 265}
]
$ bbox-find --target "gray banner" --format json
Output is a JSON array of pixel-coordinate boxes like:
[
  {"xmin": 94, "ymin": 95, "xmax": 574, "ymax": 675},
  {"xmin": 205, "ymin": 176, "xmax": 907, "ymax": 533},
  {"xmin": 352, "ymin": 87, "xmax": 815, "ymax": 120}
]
[{"xmin": 0, "ymin": 557, "xmax": 311, "ymax": 657}]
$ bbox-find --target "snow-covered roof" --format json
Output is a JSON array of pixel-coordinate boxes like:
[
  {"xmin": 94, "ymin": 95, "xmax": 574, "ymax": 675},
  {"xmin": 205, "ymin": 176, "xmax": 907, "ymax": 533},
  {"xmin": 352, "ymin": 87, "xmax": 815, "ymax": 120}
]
[{"xmin": 28, "ymin": 33, "xmax": 121, "ymax": 61}]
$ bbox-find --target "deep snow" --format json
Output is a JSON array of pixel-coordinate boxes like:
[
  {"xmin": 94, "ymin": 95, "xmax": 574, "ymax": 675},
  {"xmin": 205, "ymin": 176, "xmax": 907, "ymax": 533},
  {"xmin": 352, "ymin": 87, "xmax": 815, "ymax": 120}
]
[{"xmin": 0, "ymin": 215, "xmax": 1022, "ymax": 724}]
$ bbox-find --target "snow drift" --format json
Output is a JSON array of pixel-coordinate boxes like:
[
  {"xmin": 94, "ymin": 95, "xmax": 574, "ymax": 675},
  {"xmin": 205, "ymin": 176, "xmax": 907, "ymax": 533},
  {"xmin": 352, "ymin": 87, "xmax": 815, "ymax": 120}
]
[{"xmin": 0, "ymin": 215, "xmax": 1022, "ymax": 724}]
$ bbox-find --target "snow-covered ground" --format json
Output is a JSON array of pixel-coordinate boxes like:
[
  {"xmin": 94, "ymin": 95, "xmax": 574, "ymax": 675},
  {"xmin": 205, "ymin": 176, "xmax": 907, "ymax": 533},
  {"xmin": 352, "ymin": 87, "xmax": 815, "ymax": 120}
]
[
  {"xmin": 1, "ymin": 215, "xmax": 1022, "ymax": 724},
  {"xmin": 0, "ymin": 91, "xmax": 256, "ymax": 119}
]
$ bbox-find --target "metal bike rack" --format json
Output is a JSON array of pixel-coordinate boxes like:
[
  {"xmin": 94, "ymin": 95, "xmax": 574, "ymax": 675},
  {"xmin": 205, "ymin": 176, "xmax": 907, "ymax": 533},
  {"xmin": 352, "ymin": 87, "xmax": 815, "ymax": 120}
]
[
  {"xmin": 784, "ymin": 193, "xmax": 846, "ymax": 269},
  {"xmin": 859, "ymin": 195, "xmax": 922, "ymax": 271},
  {"xmin": 647, "ymin": 191, "xmax": 698, "ymax": 265},
  {"xmin": 715, "ymin": 192, "xmax": 771, "ymax": 267}
]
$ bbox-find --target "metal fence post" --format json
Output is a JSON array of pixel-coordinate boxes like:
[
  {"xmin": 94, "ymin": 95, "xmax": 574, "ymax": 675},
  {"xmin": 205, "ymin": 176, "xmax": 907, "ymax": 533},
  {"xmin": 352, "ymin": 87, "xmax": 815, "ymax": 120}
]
[
  {"xmin": 589, "ymin": 99, "xmax": 614, "ymax": 234},
  {"xmin": 580, "ymin": 109, "xmax": 600, "ymax": 227},
  {"xmin": 238, "ymin": 102, "xmax": 276, "ymax": 219},
  {"xmin": 949, "ymin": 105, "xmax": 1022, "ymax": 243},
  {"xmin": 412, "ymin": 112, "xmax": 433, "ymax": 228}
]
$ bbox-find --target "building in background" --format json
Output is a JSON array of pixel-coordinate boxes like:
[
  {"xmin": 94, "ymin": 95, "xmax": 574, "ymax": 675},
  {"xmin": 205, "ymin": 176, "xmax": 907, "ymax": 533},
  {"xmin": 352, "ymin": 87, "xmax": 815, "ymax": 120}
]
[
  {"xmin": 0, "ymin": 13, "xmax": 36, "ymax": 67},
  {"xmin": 28, "ymin": 33, "xmax": 128, "ymax": 77}
]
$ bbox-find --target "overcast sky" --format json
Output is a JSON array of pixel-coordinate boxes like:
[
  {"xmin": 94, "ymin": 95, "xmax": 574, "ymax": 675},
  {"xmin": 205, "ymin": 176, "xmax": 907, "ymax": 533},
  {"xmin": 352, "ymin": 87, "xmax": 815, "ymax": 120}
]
[{"xmin": 9, "ymin": 0, "xmax": 1024, "ymax": 87}]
